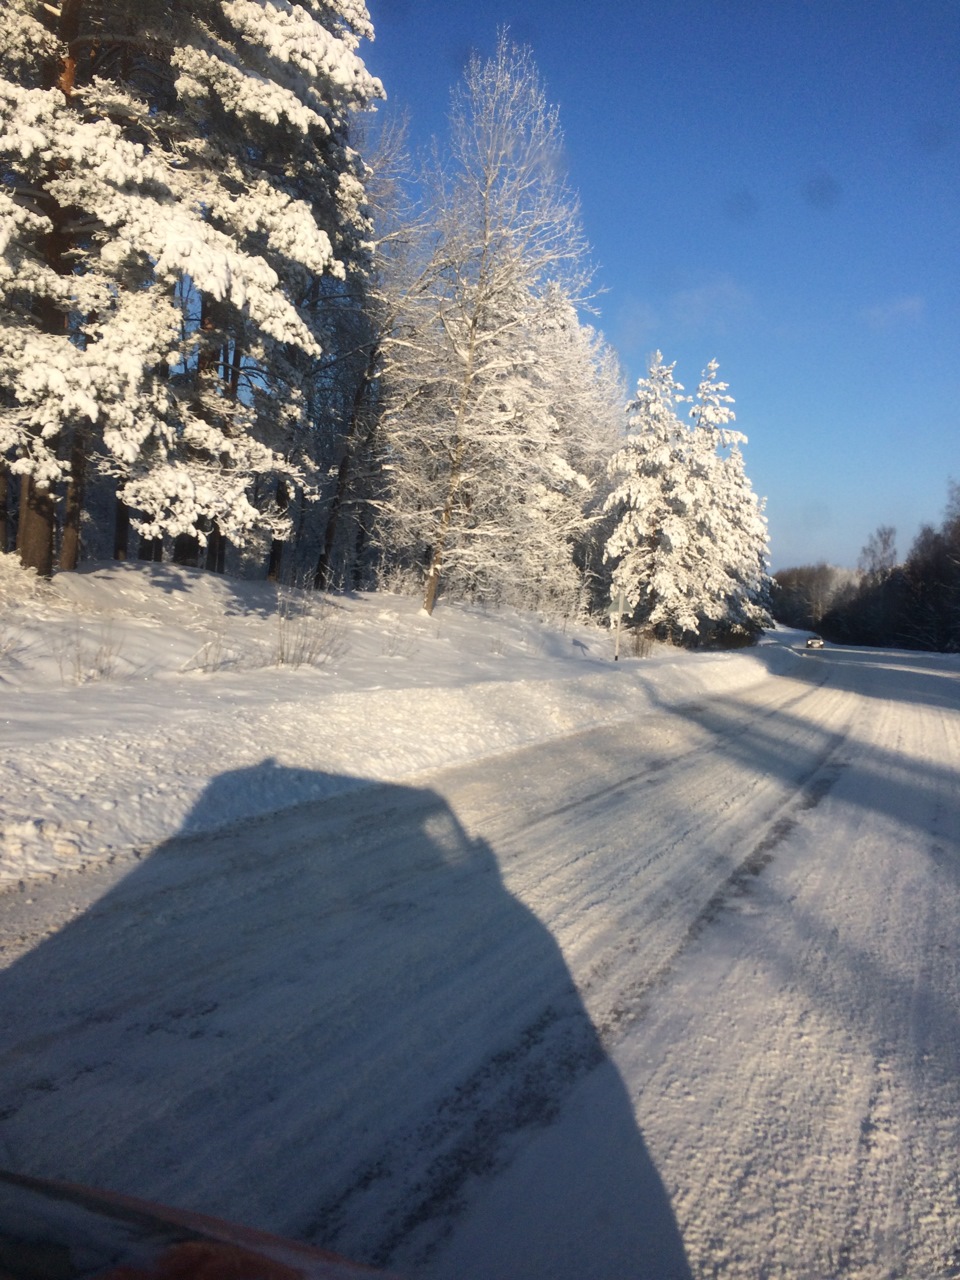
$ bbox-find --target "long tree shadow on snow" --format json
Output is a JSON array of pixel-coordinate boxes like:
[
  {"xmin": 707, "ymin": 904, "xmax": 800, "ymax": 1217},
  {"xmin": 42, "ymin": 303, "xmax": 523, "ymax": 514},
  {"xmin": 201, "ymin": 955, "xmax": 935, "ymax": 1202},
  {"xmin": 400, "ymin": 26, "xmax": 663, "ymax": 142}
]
[
  {"xmin": 637, "ymin": 648, "xmax": 960, "ymax": 858},
  {"xmin": 0, "ymin": 760, "xmax": 692, "ymax": 1280},
  {"xmin": 750, "ymin": 639, "xmax": 960, "ymax": 714}
]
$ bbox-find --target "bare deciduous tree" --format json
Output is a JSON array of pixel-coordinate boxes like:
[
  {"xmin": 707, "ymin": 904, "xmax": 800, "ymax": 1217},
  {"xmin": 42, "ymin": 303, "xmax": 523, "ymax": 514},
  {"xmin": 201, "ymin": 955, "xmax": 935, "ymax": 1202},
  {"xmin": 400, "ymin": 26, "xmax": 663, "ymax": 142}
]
[{"xmin": 858, "ymin": 524, "xmax": 897, "ymax": 581}]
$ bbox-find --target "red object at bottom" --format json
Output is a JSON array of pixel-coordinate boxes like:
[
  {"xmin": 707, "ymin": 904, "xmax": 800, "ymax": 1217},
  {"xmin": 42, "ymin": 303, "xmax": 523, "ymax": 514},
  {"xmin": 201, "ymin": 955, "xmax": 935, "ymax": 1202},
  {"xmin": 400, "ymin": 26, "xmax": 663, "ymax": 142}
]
[{"xmin": 0, "ymin": 1171, "xmax": 399, "ymax": 1280}]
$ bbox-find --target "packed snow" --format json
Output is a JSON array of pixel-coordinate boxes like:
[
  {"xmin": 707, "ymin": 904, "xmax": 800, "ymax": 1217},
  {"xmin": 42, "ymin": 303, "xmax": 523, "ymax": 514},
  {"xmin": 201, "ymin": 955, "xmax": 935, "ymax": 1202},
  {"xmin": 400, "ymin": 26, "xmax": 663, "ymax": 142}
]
[{"xmin": 1, "ymin": 560, "xmax": 959, "ymax": 1280}]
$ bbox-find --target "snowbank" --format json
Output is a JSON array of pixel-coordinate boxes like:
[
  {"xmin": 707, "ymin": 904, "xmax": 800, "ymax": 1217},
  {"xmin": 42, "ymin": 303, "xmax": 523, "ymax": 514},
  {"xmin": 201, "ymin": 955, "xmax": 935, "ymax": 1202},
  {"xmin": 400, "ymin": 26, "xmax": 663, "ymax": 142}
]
[{"xmin": 0, "ymin": 560, "xmax": 803, "ymax": 887}]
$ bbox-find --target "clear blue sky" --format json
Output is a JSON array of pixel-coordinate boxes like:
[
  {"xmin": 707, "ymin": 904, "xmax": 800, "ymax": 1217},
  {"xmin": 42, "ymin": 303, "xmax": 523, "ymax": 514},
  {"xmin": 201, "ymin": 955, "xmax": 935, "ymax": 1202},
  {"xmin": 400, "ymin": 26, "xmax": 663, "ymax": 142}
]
[{"xmin": 363, "ymin": 0, "xmax": 959, "ymax": 570}]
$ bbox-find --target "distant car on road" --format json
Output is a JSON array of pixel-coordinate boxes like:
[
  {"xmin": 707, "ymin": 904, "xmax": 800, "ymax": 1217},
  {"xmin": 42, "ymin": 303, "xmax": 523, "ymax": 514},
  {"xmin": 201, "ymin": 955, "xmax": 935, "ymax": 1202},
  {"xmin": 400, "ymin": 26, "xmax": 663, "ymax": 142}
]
[{"xmin": 805, "ymin": 635, "xmax": 824, "ymax": 649}]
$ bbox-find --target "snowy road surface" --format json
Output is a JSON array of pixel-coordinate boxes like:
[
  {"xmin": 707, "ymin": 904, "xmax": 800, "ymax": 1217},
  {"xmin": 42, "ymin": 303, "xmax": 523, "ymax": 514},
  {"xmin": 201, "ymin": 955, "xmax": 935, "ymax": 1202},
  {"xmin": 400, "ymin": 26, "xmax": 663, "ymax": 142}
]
[{"xmin": 1, "ymin": 643, "xmax": 959, "ymax": 1278}]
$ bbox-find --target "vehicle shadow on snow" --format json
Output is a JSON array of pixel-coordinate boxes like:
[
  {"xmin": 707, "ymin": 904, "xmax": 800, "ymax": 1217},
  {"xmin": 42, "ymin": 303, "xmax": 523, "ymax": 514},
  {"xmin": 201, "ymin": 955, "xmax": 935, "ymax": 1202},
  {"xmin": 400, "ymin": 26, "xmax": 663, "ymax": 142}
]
[{"xmin": 0, "ymin": 760, "xmax": 692, "ymax": 1280}]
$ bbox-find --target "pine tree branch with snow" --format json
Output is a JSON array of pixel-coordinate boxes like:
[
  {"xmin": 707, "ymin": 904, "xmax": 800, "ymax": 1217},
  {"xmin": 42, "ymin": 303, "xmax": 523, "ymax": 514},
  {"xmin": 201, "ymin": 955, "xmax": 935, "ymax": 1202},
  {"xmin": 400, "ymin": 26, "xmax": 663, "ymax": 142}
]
[{"xmin": 0, "ymin": 0, "xmax": 382, "ymax": 573}]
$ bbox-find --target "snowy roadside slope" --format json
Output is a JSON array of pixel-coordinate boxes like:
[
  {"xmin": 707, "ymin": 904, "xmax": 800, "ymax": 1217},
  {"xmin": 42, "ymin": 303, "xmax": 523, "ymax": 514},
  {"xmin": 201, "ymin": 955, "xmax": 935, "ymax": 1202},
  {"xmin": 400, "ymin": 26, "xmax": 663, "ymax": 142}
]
[{"xmin": 0, "ymin": 561, "xmax": 800, "ymax": 887}]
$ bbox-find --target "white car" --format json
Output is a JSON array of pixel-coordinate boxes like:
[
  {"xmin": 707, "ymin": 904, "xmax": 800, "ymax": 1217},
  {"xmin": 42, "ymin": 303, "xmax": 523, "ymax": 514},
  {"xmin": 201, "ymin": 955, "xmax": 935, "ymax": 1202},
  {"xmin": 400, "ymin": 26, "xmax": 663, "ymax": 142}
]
[{"xmin": 805, "ymin": 635, "xmax": 824, "ymax": 649}]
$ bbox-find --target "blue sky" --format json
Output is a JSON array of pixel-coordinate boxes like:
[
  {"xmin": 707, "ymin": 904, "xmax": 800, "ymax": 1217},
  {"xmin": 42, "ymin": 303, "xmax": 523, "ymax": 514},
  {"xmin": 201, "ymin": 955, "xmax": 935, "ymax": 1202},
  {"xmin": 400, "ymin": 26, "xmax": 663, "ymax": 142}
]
[{"xmin": 363, "ymin": 0, "xmax": 959, "ymax": 570}]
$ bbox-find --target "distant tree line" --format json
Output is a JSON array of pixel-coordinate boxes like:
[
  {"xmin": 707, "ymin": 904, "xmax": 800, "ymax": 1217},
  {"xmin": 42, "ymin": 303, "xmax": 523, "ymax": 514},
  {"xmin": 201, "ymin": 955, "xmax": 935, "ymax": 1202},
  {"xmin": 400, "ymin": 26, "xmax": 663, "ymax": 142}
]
[
  {"xmin": 1, "ymin": 11, "xmax": 771, "ymax": 646},
  {"xmin": 772, "ymin": 485, "xmax": 960, "ymax": 651}
]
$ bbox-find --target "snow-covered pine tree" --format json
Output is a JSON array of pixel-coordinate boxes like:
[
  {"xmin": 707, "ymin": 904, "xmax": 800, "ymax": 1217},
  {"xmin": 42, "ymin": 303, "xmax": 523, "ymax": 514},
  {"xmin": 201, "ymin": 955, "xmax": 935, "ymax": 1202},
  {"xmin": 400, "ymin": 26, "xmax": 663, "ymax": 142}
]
[
  {"xmin": 603, "ymin": 354, "xmax": 771, "ymax": 644},
  {"xmin": 426, "ymin": 282, "xmax": 607, "ymax": 616},
  {"xmin": 376, "ymin": 36, "xmax": 604, "ymax": 616},
  {"xmin": 686, "ymin": 360, "xmax": 771, "ymax": 640},
  {"xmin": 0, "ymin": 0, "xmax": 382, "ymax": 573},
  {"xmin": 603, "ymin": 351, "xmax": 701, "ymax": 638},
  {"xmin": 496, "ymin": 286, "xmax": 622, "ymax": 616}
]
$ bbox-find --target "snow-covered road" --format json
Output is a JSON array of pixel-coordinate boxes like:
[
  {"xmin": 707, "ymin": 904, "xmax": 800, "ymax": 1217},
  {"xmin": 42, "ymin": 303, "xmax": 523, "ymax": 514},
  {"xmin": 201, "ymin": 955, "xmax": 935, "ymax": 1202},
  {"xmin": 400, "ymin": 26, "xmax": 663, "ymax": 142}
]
[{"xmin": 1, "ymin": 643, "xmax": 958, "ymax": 1278}]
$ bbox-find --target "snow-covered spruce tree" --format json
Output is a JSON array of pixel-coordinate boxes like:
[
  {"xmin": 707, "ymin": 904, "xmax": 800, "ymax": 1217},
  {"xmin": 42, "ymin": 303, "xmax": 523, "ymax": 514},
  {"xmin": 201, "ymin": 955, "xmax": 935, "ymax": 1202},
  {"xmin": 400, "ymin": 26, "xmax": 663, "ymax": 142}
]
[
  {"xmin": 603, "ymin": 352, "xmax": 697, "ymax": 637},
  {"xmin": 377, "ymin": 36, "xmax": 610, "ymax": 616},
  {"xmin": 0, "ymin": 0, "xmax": 382, "ymax": 574},
  {"xmin": 158, "ymin": 0, "xmax": 385, "ymax": 574},
  {"xmin": 603, "ymin": 354, "xmax": 770, "ymax": 644},
  {"xmin": 683, "ymin": 360, "xmax": 772, "ymax": 641},
  {"xmin": 497, "ymin": 285, "xmax": 623, "ymax": 616}
]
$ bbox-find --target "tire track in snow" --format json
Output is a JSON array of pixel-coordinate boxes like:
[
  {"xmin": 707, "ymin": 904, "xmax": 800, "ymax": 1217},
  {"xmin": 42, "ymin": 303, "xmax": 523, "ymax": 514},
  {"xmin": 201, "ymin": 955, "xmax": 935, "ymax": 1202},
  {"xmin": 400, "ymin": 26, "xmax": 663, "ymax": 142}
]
[
  {"xmin": 584, "ymin": 725, "xmax": 854, "ymax": 1048},
  {"xmin": 4, "ymin": 647, "xmax": 957, "ymax": 1278},
  {"xmin": 451, "ymin": 671, "xmax": 860, "ymax": 1049},
  {"xmin": 605, "ymin": 653, "xmax": 960, "ymax": 1280},
  {"xmin": 348, "ymin": 671, "xmax": 863, "ymax": 1266}
]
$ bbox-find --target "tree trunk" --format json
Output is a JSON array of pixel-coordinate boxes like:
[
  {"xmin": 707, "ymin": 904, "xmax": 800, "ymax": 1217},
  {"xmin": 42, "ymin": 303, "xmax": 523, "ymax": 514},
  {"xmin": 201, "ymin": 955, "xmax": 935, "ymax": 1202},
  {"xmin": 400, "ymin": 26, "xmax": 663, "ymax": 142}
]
[
  {"xmin": 138, "ymin": 535, "xmax": 163, "ymax": 562},
  {"xmin": 314, "ymin": 454, "xmax": 350, "ymax": 590},
  {"xmin": 351, "ymin": 502, "xmax": 373, "ymax": 589},
  {"xmin": 173, "ymin": 533, "xmax": 200, "ymax": 566},
  {"xmin": 422, "ymin": 474, "xmax": 460, "ymax": 616},
  {"xmin": 59, "ymin": 429, "xmax": 86, "ymax": 571},
  {"xmin": 17, "ymin": 474, "xmax": 55, "ymax": 577},
  {"xmin": 420, "ymin": 329, "xmax": 475, "ymax": 616},
  {"xmin": 114, "ymin": 495, "xmax": 130, "ymax": 561},
  {"xmin": 422, "ymin": 562, "xmax": 440, "ymax": 615},
  {"xmin": 205, "ymin": 523, "xmax": 226, "ymax": 573},
  {"xmin": 267, "ymin": 480, "xmax": 289, "ymax": 582},
  {"xmin": 266, "ymin": 538, "xmax": 283, "ymax": 583},
  {"xmin": 315, "ymin": 349, "xmax": 378, "ymax": 590},
  {"xmin": 0, "ymin": 468, "xmax": 8, "ymax": 554},
  {"xmin": 55, "ymin": 0, "xmax": 85, "ymax": 95}
]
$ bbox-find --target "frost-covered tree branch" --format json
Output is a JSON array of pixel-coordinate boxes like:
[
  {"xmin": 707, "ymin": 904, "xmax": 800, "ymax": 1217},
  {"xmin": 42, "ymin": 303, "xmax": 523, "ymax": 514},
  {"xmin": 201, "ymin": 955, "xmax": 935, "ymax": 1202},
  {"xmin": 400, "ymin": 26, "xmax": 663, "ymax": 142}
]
[
  {"xmin": 376, "ymin": 34, "xmax": 618, "ymax": 617},
  {"xmin": 0, "ymin": 0, "xmax": 383, "ymax": 573}
]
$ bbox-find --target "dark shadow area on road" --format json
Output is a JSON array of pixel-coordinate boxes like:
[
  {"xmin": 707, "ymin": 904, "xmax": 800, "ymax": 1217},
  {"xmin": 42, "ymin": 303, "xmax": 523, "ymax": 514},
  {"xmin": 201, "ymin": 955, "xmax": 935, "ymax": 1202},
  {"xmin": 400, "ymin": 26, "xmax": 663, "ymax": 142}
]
[
  {"xmin": 747, "ymin": 640, "xmax": 960, "ymax": 714},
  {"xmin": 0, "ymin": 760, "xmax": 692, "ymax": 1280},
  {"xmin": 641, "ymin": 659, "xmax": 960, "ymax": 857}
]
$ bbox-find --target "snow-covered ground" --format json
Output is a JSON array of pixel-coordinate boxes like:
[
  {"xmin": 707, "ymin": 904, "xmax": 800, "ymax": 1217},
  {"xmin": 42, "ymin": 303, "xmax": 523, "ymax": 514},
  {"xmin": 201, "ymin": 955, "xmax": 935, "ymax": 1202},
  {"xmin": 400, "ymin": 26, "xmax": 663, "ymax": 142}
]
[
  {"xmin": 2, "ymin": 559, "xmax": 959, "ymax": 1279},
  {"xmin": 0, "ymin": 558, "xmax": 794, "ymax": 888}
]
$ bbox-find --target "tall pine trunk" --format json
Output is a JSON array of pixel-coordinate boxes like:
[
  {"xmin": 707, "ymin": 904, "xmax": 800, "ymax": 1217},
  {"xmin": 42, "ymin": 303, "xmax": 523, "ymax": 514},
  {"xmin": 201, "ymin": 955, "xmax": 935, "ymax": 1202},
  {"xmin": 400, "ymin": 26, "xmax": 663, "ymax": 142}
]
[
  {"xmin": 205, "ymin": 523, "xmax": 226, "ymax": 573},
  {"xmin": 314, "ymin": 455, "xmax": 350, "ymax": 589},
  {"xmin": 17, "ymin": 476, "xmax": 55, "ymax": 578},
  {"xmin": 266, "ymin": 480, "xmax": 289, "ymax": 582},
  {"xmin": 59, "ymin": 428, "xmax": 86, "ymax": 570},
  {"xmin": 138, "ymin": 534, "xmax": 163, "ymax": 562},
  {"xmin": 114, "ymin": 495, "xmax": 129, "ymax": 560},
  {"xmin": 315, "ymin": 349, "xmax": 378, "ymax": 590},
  {"xmin": 0, "ymin": 468, "xmax": 8, "ymax": 554}
]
